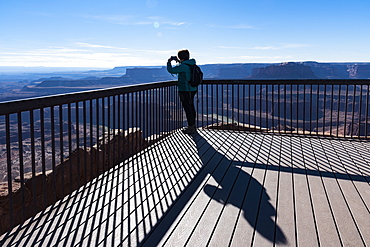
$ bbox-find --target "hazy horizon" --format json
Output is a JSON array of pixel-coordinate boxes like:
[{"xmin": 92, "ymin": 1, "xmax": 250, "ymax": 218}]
[{"xmin": 2, "ymin": 60, "xmax": 370, "ymax": 74}]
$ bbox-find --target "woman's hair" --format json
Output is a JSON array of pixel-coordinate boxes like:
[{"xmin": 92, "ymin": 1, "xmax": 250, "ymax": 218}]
[{"xmin": 178, "ymin": 49, "xmax": 190, "ymax": 60}]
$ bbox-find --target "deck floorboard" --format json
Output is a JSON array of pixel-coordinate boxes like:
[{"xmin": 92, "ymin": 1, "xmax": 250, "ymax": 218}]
[{"xmin": 1, "ymin": 130, "xmax": 369, "ymax": 247}]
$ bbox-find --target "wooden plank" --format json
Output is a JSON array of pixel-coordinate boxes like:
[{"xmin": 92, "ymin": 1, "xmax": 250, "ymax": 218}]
[
  {"xmin": 131, "ymin": 133, "xmax": 206, "ymax": 245},
  {"xmin": 96, "ymin": 132, "xmax": 203, "ymax": 245},
  {"xmin": 290, "ymin": 136, "xmax": 319, "ymax": 246},
  {"xmin": 252, "ymin": 134, "xmax": 283, "ymax": 247},
  {"xmin": 341, "ymin": 141, "xmax": 370, "ymax": 178},
  {"xmin": 314, "ymin": 138, "xmax": 365, "ymax": 246},
  {"xmin": 274, "ymin": 135, "xmax": 296, "ymax": 247},
  {"xmin": 322, "ymin": 138, "xmax": 369, "ymax": 246},
  {"xmin": 229, "ymin": 134, "xmax": 274, "ymax": 246},
  {"xmin": 205, "ymin": 133, "xmax": 258, "ymax": 246},
  {"xmin": 158, "ymin": 131, "xmax": 244, "ymax": 246},
  {"xmin": 71, "ymin": 131, "xmax": 199, "ymax": 243},
  {"xmin": 337, "ymin": 140, "xmax": 370, "ymax": 208},
  {"xmin": 300, "ymin": 137, "xmax": 341, "ymax": 246},
  {"xmin": 140, "ymin": 131, "xmax": 238, "ymax": 246},
  {"xmin": 185, "ymin": 133, "xmax": 251, "ymax": 246}
]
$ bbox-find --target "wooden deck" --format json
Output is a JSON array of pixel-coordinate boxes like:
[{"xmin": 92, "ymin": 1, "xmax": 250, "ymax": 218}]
[{"xmin": 1, "ymin": 130, "xmax": 369, "ymax": 246}]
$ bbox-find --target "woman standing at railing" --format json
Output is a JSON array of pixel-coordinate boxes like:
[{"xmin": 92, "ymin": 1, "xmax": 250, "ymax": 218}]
[{"xmin": 167, "ymin": 49, "xmax": 198, "ymax": 134}]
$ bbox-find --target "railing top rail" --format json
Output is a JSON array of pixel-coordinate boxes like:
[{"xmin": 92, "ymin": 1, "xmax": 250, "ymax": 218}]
[
  {"xmin": 0, "ymin": 80, "xmax": 176, "ymax": 115},
  {"xmin": 203, "ymin": 79, "xmax": 370, "ymax": 85}
]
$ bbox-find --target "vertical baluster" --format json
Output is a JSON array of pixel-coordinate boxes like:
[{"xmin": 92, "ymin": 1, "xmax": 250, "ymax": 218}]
[
  {"xmin": 358, "ymin": 85, "xmax": 364, "ymax": 139},
  {"xmin": 205, "ymin": 84, "xmax": 208, "ymax": 127},
  {"xmin": 158, "ymin": 88, "xmax": 162, "ymax": 135},
  {"xmin": 336, "ymin": 85, "xmax": 342, "ymax": 138},
  {"xmin": 309, "ymin": 84, "xmax": 313, "ymax": 135},
  {"xmin": 165, "ymin": 87, "xmax": 168, "ymax": 131},
  {"xmin": 89, "ymin": 100, "xmax": 94, "ymax": 179},
  {"xmin": 254, "ymin": 83, "xmax": 257, "ymax": 131},
  {"xmin": 29, "ymin": 110, "xmax": 36, "ymax": 214},
  {"xmin": 237, "ymin": 84, "xmax": 240, "ymax": 125},
  {"xmin": 303, "ymin": 84, "xmax": 306, "ymax": 135},
  {"xmin": 17, "ymin": 112, "xmax": 25, "ymax": 222},
  {"xmin": 150, "ymin": 90, "xmax": 153, "ymax": 136},
  {"xmin": 216, "ymin": 84, "xmax": 218, "ymax": 128},
  {"xmin": 136, "ymin": 91, "xmax": 139, "ymax": 136},
  {"xmin": 329, "ymin": 84, "xmax": 334, "ymax": 136},
  {"xmin": 243, "ymin": 84, "xmax": 246, "ymax": 127},
  {"xmin": 139, "ymin": 90, "xmax": 143, "ymax": 147},
  {"xmin": 112, "ymin": 95, "xmax": 116, "ymax": 165},
  {"xmin": 75, "ymin": 102, "xmax": 80, "ymax": 187},
  {"xmin": 59, "ymin": 105, "xmax": 64, "ymax": 197},
  {"xmin": 316, "ymin": 85, "xmax": 320, "ymax": 135},
  {"xmin": 51, "ymin": 107, "xmax": 56, "ymax": 202},
  {"xmin": 323, "ymin": 84, "xmax": 327, "ymax": 136},
  {"xmin": 83, "ymin": 101, "xmax": 87, "ymax": 184},
  {"xmin": 117, "ymin": 94, "xmax": 121, "ymax": 163},
  {"xmin": 211, "ymin": 83, "xmax": 214, "ymax": 127},
  {"xmin": 271, "ymin": 84, "xmax": 274, "ymax": 132},
  {"xmin": 144, "ymin": 90, "xmax": 147, "ymax": 136},
  {"xmin": 102, "ymin": 98, "xmax": 106, "ymax": 172},
  {"xmin": 259, "ymin": 84, "xmax": 262, "ymax": 130},
  {"xmin": 296, "ymin": 84, "xmax": 299, "ymax": 134},
  {"xmin": 176, "ymin": 85, "xmax": 179, "ymax": 129},
  {"xmin": 170, "ymin": 86, "xmax": 173, "ymax": 131},
  {"xmin": 277, "ymin": 83, "xmax": 281, "ymax": 133},
  {"xmin": 95, "ymin": 99, "xmax": 100, "ymax": 177},
  {"xmin": 290, "ymin": 84, "xmax": 293, "ymax": 133},
  {"xmin": 151, "ymin": 89, "xmax": 154, "ymax": 134},
  {"xmin": 165, "ymin": 87, "xmax": 168, "ymax": 133},
  {"xmin": 108, "ymin": 96, "xmax": 112, "ymax": 165},
  {"xmin": 266, "ymin": 83, "xmax": 269, "ymax": 130},
  {"xmin": 344, "ymin": 85, "xmax": 349, "ymax": 137},
  {"xmin": 5, "ymin": 114, "xmax": 14, "ymax": 227},
  {"xmin": 147, "ymin": 89, "xmax": 150, "ymax": 135},
  {"xmin": 122, "ymin": 94, "xmax": 126, "ymax": 154},
  {"xmin": 351, "ymin": 84, "xmax": 356, "ymax": 138},
  {"xmin": 40, "ymin": 108, "xmax": 46, "ymax": 207},
  {"xmin": 163, "ymin": 87, "xmax": 165, "ymax": 134},
  {"xmin": 223, "ymin": 83, "xmax": 225, "ymax": 128},
  {"xmin": 365, "ymin": 84, "xmax": 369, "ymax": 139},
  {"xmin": 231, "ymin": 83, "xmax": 234, "ymax": 125},
  {"xmin": 249, "ymin": 84, "xmax": 252, "ymax": 129},
  {"xmin": 177, "ymin": 86, "xmax": 181, "ymax": 129},
  {"xmin": 67, "ymin": 104, "xmax": 73, "ymax": 193},
  {"xmin": 284, "ymin": 84, "xmax": 287, "ymax": 134},
  {"xmin": 155, "ymin": 89, "xmax": 158, "ymax": 135},
  {"xmin": 106, "ymin": 96, "xmax": 111, "ymax": 168}
]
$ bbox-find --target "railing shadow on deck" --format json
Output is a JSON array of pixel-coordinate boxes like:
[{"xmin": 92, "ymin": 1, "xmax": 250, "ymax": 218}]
[
  {"xmin": 1, "ymin": 130, "xmax": 369, "ymax": 246},
  {"xmin": 138, "ymin": 130, "xmax": 286, "ymax": 246},
  {"xmin": 139, "ymin": 130, "xmax": 369, "ymax": 246}
]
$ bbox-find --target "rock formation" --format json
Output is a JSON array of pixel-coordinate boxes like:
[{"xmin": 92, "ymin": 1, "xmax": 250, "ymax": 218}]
[{"xmin": 249, "ymin": 62, "xmax": 318, "ymax": 79}]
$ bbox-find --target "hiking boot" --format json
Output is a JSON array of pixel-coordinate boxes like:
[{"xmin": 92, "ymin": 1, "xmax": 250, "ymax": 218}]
[{"xmin": 182, "ymin": 125, "xmax": 197, "ymax": 134}]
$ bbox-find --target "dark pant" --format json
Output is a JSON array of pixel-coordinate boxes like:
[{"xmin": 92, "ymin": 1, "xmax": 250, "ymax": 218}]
[{"xmin": 179, "ymin": 91, "xmax": 197, "ymax": 126}]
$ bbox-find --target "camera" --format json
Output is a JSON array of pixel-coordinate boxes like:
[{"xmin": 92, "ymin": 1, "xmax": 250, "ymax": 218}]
[{"xmin": 170, "ymin": 56, "xmax": 178, "ymax": 61}]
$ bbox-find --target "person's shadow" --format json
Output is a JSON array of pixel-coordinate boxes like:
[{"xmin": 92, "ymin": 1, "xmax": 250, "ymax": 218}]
[
  {"xmin": 139, "ymin": 131, "xmax": 287, "ymax": 246},
  {"xmin": 195, "ymin": 132, "xmax": 287, "ymax": 244}
]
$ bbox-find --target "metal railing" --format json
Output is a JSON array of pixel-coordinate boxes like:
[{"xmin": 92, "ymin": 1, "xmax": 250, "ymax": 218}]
[
  {"xmin": 0, "ymin": 78, "xmax": 369, "ymax": 235},
  {"xmin": 0, "ymin": 81, "xmax": 183, "ymax": 234},
  {"xmin": 197, "ymin": 79, "xmax": 370, "ymax": 139}
]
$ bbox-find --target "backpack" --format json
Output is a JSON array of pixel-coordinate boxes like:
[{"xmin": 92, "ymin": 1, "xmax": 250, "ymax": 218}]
[{"xmin": 186, "ymin": 64, "xmax": 203, "ymax": 87}]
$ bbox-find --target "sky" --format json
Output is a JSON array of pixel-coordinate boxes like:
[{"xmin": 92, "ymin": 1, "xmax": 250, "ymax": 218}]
[{"xmin": 0, "ymin": 0, "xmax": 369, "ymax": 68}]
